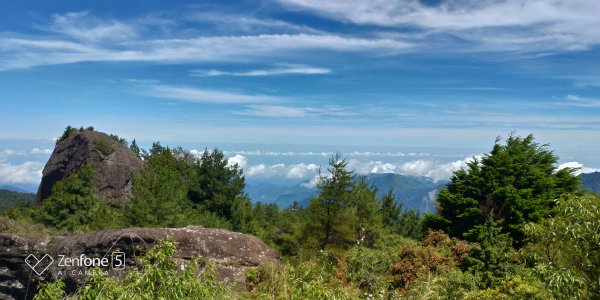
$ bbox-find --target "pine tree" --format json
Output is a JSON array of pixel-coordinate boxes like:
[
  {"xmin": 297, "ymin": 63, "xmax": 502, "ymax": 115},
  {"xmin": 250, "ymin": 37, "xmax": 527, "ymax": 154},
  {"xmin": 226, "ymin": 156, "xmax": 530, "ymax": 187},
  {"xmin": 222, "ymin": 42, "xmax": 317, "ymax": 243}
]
[
  {"xmin": 351, "ymin": 176, "xmax": 382, "ymax": 247},
  {"xmin": 129, "ymin": 138, "xmax": 141, "ymax": 159},
  {"xmin": 306, "ymin": 152, "xmax": 356, "ymax": 250},
  {"xmin": 379, "ymin": 190, "xmax": 401, "ymax": 228}
]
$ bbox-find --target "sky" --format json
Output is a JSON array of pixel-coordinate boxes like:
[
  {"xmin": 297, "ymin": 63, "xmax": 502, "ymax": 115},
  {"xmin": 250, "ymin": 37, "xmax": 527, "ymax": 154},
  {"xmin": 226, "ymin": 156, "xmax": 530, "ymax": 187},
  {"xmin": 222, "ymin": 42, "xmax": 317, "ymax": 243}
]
[{"xmin": 1, "ymin": 0, "xmax": 599, "ymax": 191}]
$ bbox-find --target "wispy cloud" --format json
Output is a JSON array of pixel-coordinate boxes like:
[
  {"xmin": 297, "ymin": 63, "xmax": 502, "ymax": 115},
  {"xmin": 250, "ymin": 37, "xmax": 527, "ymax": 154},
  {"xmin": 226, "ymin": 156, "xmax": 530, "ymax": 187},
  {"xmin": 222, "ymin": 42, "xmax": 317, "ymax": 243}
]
[
  {"xmin": 0, "ymin": 10, "xmax": 412, "ymax": 70},
  {"xmin": 234, "ymin": 104, "xmax": 354, "ymax": 118},
  {"xmin": 562, "ymin": 95, "xmax": 600, "ymax": 108},
  {"xmin": 277, "ymin": 0, "xmax": 600, "ymax": 53},
  {"xmin": 190, "ymin": 64, "xmax": 331, "ymax": 77},
  {"xmin": 45, "ymin": 11, "xmax": 138, "ymax": 44},
  {"xmin": 184, "ymin": 11, "xmax": 322, "ymax": 35},
  {"xmin": 149, "ymin": 85, "xmax": 283, "ymax": 104}
]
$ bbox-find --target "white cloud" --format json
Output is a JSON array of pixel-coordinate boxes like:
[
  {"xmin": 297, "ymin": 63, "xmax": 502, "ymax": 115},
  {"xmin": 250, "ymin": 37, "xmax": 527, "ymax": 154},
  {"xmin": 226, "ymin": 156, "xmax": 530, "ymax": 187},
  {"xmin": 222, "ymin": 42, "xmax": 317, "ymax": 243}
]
[
  {"xmin": 0, "ymin": 149, "xmax": 26, "ymax": 157},
  {"xmin": 348, "ymin": 156, "xmax": 482, "ymax": 182},
  {"xmin": 235, "ymin": 104, "xmax": 355, "ymax": 118},
  {"xmin": 184, "ymin": 12, "xmax": 322, "ymax": 34},
  {"xmin": 47, "ymin": 11, "xmax": 138, "ymax": 44},
  {"xmin": 241, "ymin": 155, "xmax": 481, "ymax": 183},
  {"xmin": 223, "ymin": 150, "xmax": 333, "ymax": 157},
  {"xmin": 227, "ymin": 154, "xmax": 248, "ymax": 169},
  {"xmin": 149, "ymin": 85, "xmax": 283, "ymax": 104},
  {"xmin": 278, "ymin": 0, "xmax": 600, "ymax": 53},
  {"xmin": 370, "ymin": 161, "xmax": 396, "ymax": 173},
  {"xmin": 30, "ymin": 148, "xmax": 53, "ymax": 155},
  {"xmin": 189, "ymin": 149, "xmax": 202, "ymax": 157},
  {"xmin": 0, "ymin": 12, "xmax": 412, "ymax": 71},
  {"xmin": 243, "ymin": 162, "xmax": 320, "ymax": 179},
  {"xmin": 301, "ymin": 174, "xmax": 321, "ymax": 188},
  {"xmin": 246, "ymin": 163, "xmax": 287, "ymax": 177},
  {"xmin": 287, "ymin": 163, "xmax": 319, "ymax": 179},
  {"xmin": 562, "ymin": 95, "xmax": 600, "ymax": 108},
  {"xmin": 237, "ymin": 105, "xmax": 309, "ymax": 118},
  {"xmin": 0, "ymin": 158, "xmax": 44, "ymax": 185},
  {"xmin": 557, "ymin": 161, "xmax": 600, "ymax": 175},
  {"xmin": 190, "ymin": 64, "xmax": 331, "ymax": 77}
]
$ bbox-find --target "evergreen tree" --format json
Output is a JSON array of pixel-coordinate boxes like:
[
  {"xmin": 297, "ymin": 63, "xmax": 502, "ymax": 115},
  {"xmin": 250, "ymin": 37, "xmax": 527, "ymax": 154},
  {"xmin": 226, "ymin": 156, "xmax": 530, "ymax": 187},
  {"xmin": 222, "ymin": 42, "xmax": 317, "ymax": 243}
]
[
  {"xmin": 464, "ymin": 216, "xmax": 514, "ymax": 288},
  {"xmin": 379, "ymin": 190, "xmax": 401, "ymax": 228},
  {"xmin": 129, "ymin": 138, "xmax": 141, "ymax": 159},
  {"xmin": 351, "ymin": 176, "xmax": 382, "ymax": 247},
  {"xmin": 190, "ymin": 149, "xmax": 245, "ymax": 219},
  {"xmin": 35, "ymin": 165, "xmax": 115, "ymax": 231},
  {"xmin": 305, "ymin": 152, "xmax": 356, "ymax": 250},
  {"xmin": 378, "ymin": 190, "xmax": 421, "ymax": 239},
  {"xmin": 126, "ymin": 149, "xmax": 193, "ymax": 227},
  {"xmin": 423, "ymin": 133, "xmax": 579, "ymax": 246}
]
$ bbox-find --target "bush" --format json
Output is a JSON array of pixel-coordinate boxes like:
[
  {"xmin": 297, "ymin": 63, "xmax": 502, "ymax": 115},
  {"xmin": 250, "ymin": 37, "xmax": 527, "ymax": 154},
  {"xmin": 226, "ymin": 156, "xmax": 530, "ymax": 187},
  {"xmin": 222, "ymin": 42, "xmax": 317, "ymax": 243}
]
[
  {"xmin": 524, "ymin": 193, "xmax": 600, "ymax": 298},
  {"xmin": 245, "ymin": 256, "xmax": 359, "ymax": 299},
  {"xmin": 94, "ymin": 140, "xmax": 114, "ymax": 156},
  {"xmin": 35, "ymin": 240, "xmax": 232, "ymax": 299},
  {"xmin": 33, "ymin": 165, "xmax": 123, "ymax": 232}
]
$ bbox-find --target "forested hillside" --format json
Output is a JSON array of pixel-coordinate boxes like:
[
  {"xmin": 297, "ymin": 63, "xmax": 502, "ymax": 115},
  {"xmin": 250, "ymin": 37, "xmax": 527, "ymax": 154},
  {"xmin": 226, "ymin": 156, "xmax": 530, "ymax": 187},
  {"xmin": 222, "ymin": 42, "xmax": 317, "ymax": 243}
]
[
  {"xmin": 0, "ymin": 189, "xmax": 34, "ymax": 212},
  {"xmin": 1, "ymin": 129, "xmax": 598, "ymax": 299},
  {"xmin": 580, "ymin": 171, "xmax": 600, "ymax": 194}
]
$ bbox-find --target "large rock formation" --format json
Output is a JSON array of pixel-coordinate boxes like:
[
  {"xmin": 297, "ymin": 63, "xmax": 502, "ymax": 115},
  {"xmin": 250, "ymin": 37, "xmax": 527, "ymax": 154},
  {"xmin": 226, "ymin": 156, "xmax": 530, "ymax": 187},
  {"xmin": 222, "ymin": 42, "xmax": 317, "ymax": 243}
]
[
  {"xmin": 36, "ymin": 130, "xmax": 143, "ymax": 203},
  {"xmin": 0, "ymin": 226, "xmax": 280, "ymax": 299}
]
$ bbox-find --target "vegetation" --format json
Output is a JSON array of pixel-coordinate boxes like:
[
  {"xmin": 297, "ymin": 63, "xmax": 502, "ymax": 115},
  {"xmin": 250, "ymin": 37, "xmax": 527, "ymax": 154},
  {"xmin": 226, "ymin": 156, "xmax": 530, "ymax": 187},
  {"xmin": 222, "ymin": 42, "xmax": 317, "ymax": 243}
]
[
  {"xmin": 56, "ymin": 125, "xmax": 94, "ymax": 144},
  {"xmin": 423, "ymin": 133, "xmax": 580, "ymax": 246},
  {"xmin": 109, "ymin": 134, "xmax": 128, "ymax": 146},
  {"xmin": 2, "ymin": 131, "xmax": 598, "ymax": 299},
  {"xmin": 93, "ymin": 140, "xmax": 114, "ymax": 156},
  {"xmin": 0, "ymin": 189, "xmax": 34, "ymax": 212}
]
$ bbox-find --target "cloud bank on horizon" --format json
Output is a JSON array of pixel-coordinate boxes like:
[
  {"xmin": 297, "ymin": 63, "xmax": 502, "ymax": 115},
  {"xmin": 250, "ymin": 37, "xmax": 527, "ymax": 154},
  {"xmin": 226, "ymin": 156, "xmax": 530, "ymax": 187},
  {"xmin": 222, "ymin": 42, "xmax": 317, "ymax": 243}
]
[{"xmin": 1, "ymin": 147, "xmax": 597, "ymax": 191}]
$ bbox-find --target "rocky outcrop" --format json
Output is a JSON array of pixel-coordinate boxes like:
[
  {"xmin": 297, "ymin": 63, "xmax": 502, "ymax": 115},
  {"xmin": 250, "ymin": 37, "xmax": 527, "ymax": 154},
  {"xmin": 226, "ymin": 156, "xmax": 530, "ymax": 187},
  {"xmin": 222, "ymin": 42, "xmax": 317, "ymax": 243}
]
[
  {"xmin": 0, "ymin": 226, "xmax": 280, "ymax": 299},
  {"xmin": 36, "ymin": 131, "xmax": 143, "ymax": 202}
]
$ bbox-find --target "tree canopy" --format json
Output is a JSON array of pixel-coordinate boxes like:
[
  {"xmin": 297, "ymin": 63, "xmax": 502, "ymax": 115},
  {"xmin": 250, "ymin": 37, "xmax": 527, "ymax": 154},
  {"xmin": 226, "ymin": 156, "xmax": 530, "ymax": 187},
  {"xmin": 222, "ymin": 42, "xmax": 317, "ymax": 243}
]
[{"xmin": 424, "ymin": 133, "xmax": 579, "ymax": 246}]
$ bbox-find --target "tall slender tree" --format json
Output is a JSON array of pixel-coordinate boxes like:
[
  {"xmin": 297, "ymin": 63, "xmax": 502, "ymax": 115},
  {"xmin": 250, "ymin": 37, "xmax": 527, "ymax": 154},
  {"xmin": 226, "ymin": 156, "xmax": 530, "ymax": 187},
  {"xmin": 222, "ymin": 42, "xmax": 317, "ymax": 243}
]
[{"xmin": 306, "ymin": 152, "xmax": 356, "ymax": 250}]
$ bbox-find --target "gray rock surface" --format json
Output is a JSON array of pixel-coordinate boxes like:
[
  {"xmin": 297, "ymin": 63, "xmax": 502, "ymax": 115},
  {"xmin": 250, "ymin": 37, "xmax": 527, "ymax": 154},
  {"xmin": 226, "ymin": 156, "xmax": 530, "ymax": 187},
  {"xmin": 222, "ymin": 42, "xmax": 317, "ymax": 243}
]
[
  {"xmin": 36, "ymin": 131, "xmax": 143, "ymax": 202},
  {"xmin": 0, "ymin": 226, "xmax": 280, "ymax": 299}
]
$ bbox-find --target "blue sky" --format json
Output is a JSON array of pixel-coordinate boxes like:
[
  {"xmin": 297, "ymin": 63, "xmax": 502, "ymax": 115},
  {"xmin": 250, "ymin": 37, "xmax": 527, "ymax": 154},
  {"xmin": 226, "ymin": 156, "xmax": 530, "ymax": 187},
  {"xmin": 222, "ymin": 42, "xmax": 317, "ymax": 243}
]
[{"xmin": 1, "ymin": 0, "xmax": 599, "ymax": 190}]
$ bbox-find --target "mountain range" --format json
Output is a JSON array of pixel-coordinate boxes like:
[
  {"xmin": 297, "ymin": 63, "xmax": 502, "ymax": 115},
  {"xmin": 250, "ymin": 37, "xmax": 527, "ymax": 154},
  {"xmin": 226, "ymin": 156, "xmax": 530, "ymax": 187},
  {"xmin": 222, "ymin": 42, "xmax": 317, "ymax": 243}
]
[
  {"xmin": 580, "ymin": 171, "xmax": 600, "ymax": 194},
  {"xmin": 246, "ymin": 171, "xmax": 600, "ymax": 213},
  {"xmin": 245, "ymin": 173, "xmax": 448, "ymax": 213}
]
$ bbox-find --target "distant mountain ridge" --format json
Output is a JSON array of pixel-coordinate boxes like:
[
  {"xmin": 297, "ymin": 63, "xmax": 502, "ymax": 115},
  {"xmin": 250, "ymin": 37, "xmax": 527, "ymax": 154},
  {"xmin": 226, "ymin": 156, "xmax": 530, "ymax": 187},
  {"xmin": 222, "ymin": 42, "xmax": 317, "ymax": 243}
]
[
  {"xmin": 0, "ymin": 185, "xmax": 37, "ymax": 194},
  {"xmin": 245, "ymin": 173, "xmax": 447, "ymax": 213},
  {"xmin": 580, "ymin": 172, "xmax": 600, "ymax": 194},
  {"xmin": 0, "ymin": 189, "xmax": 35, "ymax": 212}
]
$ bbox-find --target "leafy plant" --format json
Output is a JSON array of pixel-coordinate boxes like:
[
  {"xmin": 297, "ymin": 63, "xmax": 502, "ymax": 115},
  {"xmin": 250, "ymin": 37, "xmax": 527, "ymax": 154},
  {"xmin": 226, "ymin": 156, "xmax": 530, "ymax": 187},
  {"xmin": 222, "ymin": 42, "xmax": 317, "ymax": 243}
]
[{"xmin": 94, "ymin": 140, "xmax": 114, "ymax": 156}]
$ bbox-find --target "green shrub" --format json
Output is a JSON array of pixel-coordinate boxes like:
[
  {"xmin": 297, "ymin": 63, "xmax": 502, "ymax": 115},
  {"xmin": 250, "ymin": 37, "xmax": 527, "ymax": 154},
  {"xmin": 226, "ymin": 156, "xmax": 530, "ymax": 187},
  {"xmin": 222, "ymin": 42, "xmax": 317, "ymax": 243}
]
[
  {"xmin": 244, "ymin": 257, "xmax": 359, "ymax": 300},
  {"xmin": 94, "ymin": 140, "xmax": 114, "ymax": 156},
  {"xmin": 524, "ymin": 193, "xmax": 600, "ymax": 298},
  {"xmin": 463, "ymin": 275, "xmax": 548, "ymax": 300},
  {"xmin": 406, "ymin": 269, "xmax": 480, "ymax": 300},
  {"xmin": 35, "ymin": 240, "xmax": 232, "ymax": 299}
]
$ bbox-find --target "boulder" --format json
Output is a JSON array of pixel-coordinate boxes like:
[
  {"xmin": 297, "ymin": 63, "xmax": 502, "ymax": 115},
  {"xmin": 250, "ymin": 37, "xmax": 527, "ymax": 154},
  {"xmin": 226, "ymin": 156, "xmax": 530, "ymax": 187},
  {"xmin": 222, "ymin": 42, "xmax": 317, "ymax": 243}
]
[
  {"xmin": 36, "ymin": 131, "xmax": 143, "ymax": 203},
  {"xmin": 0, "ymin": 226, "xmax": 280, "ymax": 299}
]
